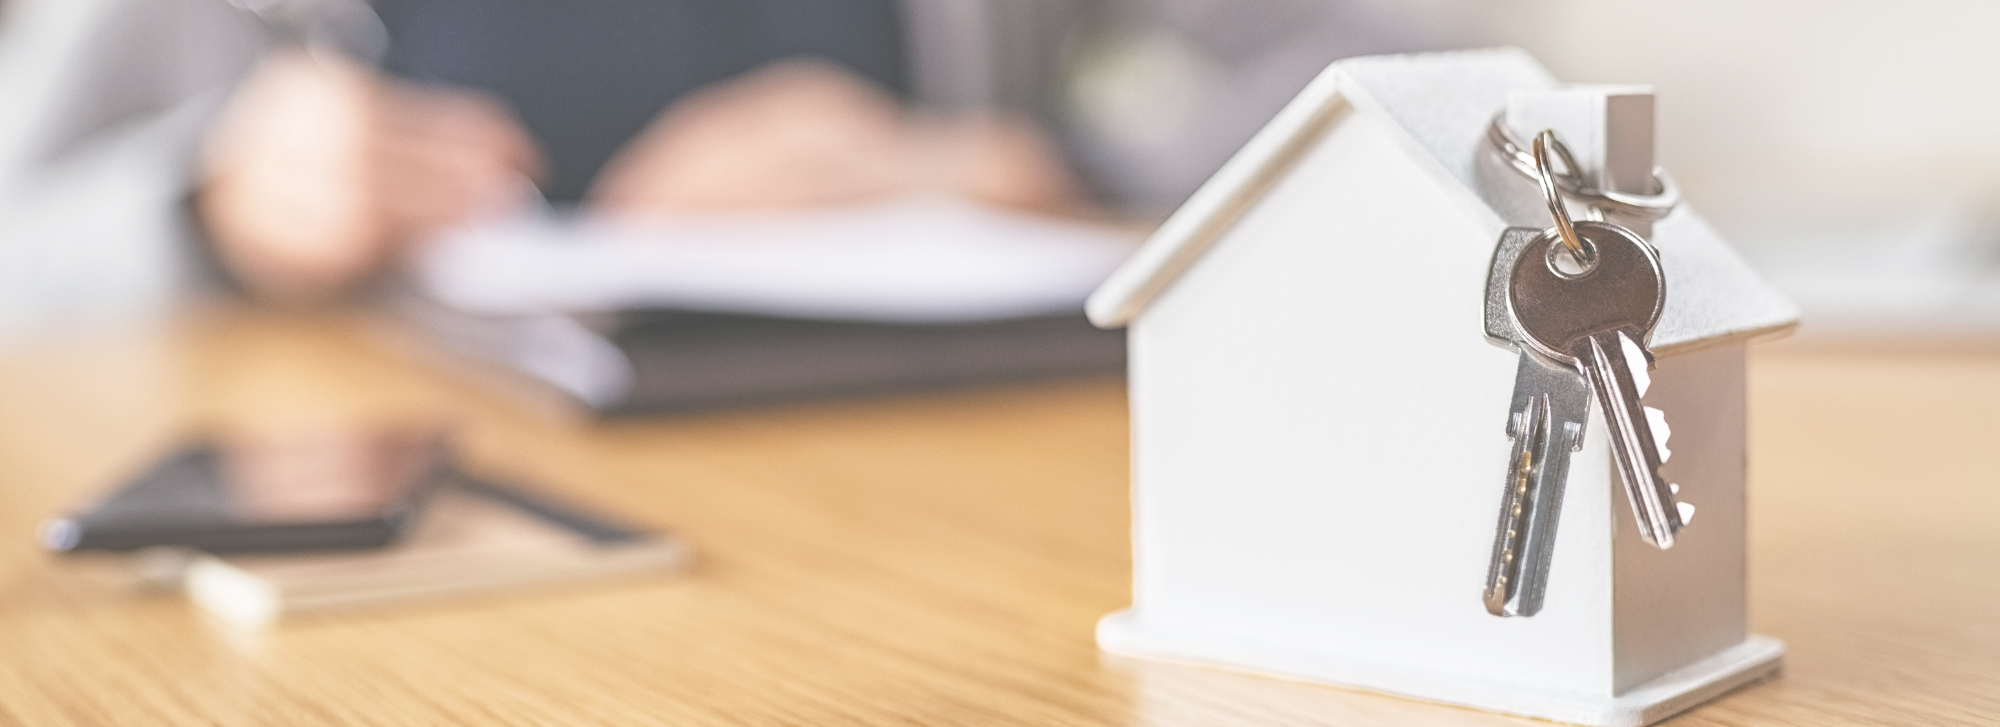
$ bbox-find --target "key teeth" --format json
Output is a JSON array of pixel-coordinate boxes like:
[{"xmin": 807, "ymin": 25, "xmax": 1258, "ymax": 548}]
[
  {"xmin": 1645, "ymin": 406, "xmax": 1672, "ymax": 462},
  {"xmin": 1677, "ymin": 500, "xmax": 1697, "ymax": 526}
]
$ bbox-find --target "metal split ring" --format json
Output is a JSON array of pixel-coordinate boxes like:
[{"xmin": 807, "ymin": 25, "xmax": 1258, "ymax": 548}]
[
  {"xmin": 1485, "ymin": 114, "xmax": 1680, "ymax": 222},
  {"xmin": 1531, "ymin": 130, "xmax": 1592, "ymax": 266}
]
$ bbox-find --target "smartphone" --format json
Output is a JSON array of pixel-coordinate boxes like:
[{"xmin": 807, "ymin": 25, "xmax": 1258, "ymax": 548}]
[{"xmin": 41, "ymin": 427, "xmax": 452, "ymax": 554}]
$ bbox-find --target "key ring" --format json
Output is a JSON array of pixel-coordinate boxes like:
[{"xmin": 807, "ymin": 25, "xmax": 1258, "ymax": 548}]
[
  {"xmin": 1533, "ymin": 130, "xmax": 1594, "ymax": 267},
  {"xmin": 1485, "ymin": 114, "xmax": 1680, "ymax": 222}
]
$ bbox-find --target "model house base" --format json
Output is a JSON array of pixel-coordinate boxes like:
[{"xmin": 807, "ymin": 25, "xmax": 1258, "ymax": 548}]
[{"xmin": 1100, "ymin": 611, "xmax": 1782, "ymax": 727}]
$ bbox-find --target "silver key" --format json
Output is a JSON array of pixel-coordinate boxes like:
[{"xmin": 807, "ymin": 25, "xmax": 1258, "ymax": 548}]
[
  {"xmin": 1483, "ymin": 226, "xmax": 1595, "ymax": 616},
  {"xmin": 1481, "ymin": 349, "xmax": 1590, "ymax": 617},
  {"xmin": 1506, "ymin": 220, "xmax": 1685, "ymax": 549}
]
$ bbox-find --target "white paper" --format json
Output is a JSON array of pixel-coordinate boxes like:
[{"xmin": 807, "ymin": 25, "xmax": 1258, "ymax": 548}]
[{"xmin": 410, "ymin": 195, "xmax": 1141, "ymax": 323}]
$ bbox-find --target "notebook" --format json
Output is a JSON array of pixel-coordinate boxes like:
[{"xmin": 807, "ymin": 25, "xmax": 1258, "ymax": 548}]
[{"xmin": 185, "ymin": 479, "xmax": 691, "ymax": 627}]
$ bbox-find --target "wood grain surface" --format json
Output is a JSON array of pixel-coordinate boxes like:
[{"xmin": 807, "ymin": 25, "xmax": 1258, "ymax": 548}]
[{"xmin": 0, "ymin": 308, "xmax": 1992, "ymax": 726}]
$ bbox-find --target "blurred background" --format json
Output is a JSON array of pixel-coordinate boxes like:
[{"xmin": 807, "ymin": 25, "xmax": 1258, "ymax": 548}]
[
  {"xmin": 1075, "ymin": 0, "xmax": 2000, "ymax": 338},
  {"xmin": 3, "ymin": 0, "xmax": 1998, "ymax": 342}
]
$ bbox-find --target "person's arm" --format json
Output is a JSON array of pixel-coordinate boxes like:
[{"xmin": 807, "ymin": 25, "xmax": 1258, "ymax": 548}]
[{"xmin": 0, "ymin": 0, "xmax": 267, "ymax": 335}]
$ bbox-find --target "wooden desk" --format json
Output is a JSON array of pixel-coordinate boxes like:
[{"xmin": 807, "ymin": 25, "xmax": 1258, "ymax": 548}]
[{"xmin": 0, "ymin": 310, "xmax": 1992, "ymax": 725}]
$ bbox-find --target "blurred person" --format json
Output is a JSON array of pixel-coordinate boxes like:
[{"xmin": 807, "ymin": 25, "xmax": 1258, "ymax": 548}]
[
  {"xmin": 205, "ymin": 0, "xmax": 1110, "ymax": 302},
  {"xmin": 0, "ymin": 0, "xmax": 1437, "ymax": 328}
]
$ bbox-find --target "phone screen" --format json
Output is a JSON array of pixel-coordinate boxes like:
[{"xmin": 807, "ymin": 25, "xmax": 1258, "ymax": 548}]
[{"xmin": 220, "ymin": 428, "xmax": 441, "ymax": 524}]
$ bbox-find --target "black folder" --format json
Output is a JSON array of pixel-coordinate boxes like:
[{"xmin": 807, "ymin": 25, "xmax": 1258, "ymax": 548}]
[
  {"xmin": 602, "ymin": 310, "xmax": 1126, "ymax": 415},
  {"xmin": 399, "ymin": 296, "xmax": 1126, "ymax": 416}
]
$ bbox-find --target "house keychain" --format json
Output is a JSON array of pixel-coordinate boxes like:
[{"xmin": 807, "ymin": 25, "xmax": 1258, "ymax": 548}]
[
  {"xmin": 1481, "ymin": 126, "xmax": 1694, "ymax": 617},
  {"xmin": 1089, "ymin": 55, "xmax": 1799, "ymax": 724}
]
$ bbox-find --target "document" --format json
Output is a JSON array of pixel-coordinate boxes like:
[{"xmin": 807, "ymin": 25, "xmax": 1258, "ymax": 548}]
[{"xmin": 410, "ymin": 195, "xmax": 1141, "ymax": 323}]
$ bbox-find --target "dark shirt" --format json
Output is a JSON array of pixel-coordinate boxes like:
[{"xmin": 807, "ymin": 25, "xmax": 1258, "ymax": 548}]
[{"xmin": 375, "ymin": 0, "xmax": 909, "ymax": 203}]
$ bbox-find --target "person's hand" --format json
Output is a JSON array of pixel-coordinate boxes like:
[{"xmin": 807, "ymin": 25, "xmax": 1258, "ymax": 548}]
[
  {"xmin": 588, "ymin": 60, "xmax": 910, "ymax": 214},
  {"xmin": 196, "ymin": 51, "xmax": 543, "ymax": 302},
  {"xmin": 588, "ymin": 59, "xmax": 1090, "ymax": 219},
  {"xmin": 913, "ymin": 114, "xmax": 1093, "ymax": 216}
]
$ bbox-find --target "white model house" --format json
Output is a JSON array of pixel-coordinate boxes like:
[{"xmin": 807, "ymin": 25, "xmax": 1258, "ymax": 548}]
[{"xmin": 1088, "ymin": 49, "xmax": 1799, "ymax": 727}]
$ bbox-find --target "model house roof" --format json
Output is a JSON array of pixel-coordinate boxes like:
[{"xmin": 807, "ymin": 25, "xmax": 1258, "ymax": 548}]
[{"xmin": 1086, "ymin": 48, "xmax": 1798, "ymax": 354}]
